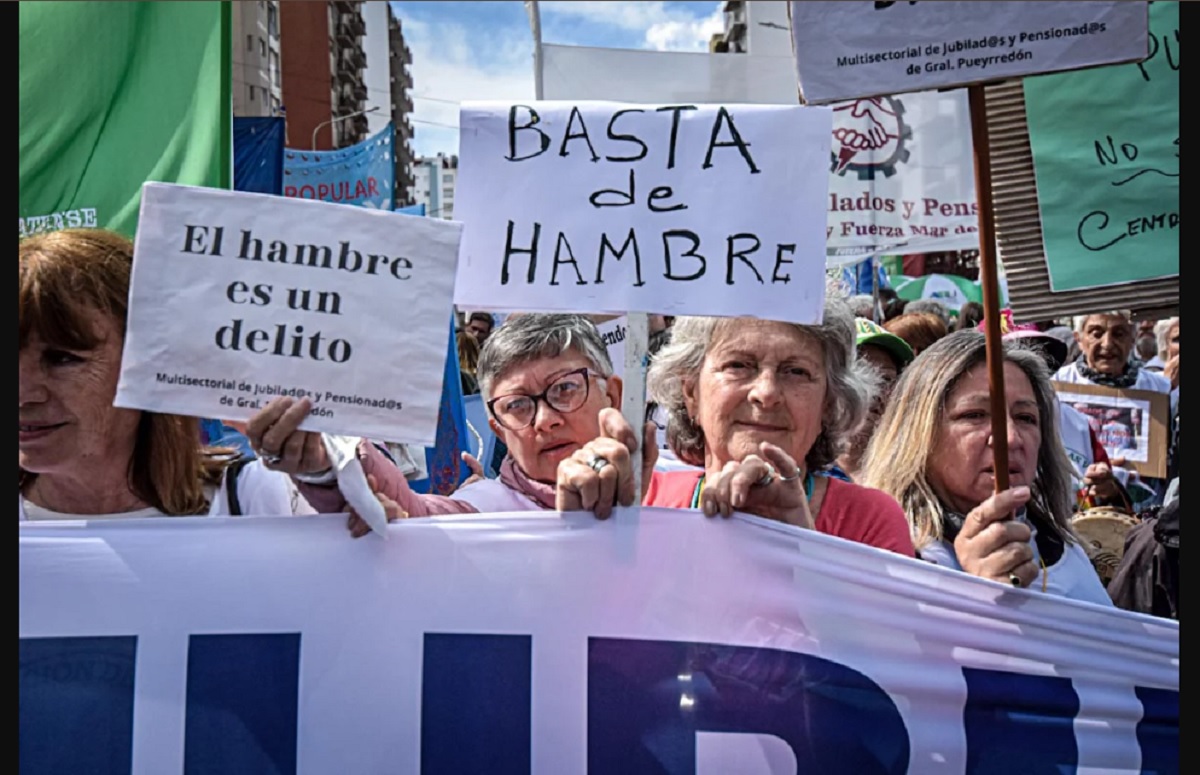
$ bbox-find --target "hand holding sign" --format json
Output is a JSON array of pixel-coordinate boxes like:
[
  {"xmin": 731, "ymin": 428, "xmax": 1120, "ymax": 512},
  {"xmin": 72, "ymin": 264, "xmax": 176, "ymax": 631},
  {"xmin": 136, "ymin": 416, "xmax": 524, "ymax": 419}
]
[{"xmin": 952, "ymin": 486, "xmax": 1037, "ymax": 588}]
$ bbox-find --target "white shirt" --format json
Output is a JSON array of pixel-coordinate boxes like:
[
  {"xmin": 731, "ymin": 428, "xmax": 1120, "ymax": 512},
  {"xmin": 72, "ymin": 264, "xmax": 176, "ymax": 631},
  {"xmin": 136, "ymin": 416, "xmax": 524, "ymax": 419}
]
[
  {"xmin": 18, "ymin": 460, "xmax": 315, "ymax": 521},
  {"xmin": 919, "ymin": 511, "xmax": 1114, "ymax": 607}
]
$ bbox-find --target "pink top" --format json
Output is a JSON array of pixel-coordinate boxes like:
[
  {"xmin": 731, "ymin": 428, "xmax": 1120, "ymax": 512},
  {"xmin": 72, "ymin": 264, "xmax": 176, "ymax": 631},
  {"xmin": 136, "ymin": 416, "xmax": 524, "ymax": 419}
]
[{"xmin": 644, "ymin": 470, "xmax": 917, "ymax": 557}]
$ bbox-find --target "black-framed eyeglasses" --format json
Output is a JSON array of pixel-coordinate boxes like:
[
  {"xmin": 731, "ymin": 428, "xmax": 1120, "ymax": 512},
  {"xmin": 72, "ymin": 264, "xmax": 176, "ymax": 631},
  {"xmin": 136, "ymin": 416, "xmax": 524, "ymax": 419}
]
[{"xmin": 487, "ymin": 367, "xmax": 601, "ymax": 431}]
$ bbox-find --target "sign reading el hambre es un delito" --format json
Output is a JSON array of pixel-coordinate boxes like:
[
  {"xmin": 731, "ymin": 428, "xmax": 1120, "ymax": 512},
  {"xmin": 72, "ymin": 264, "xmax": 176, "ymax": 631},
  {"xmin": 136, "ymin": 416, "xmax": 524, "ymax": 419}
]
[
  {"xmin": 789, "ymin": 1, "xmax": 1149, "ymax": 105},
  {"xmin": 453, "ymin": 101, "xmax": 833, "ymax": 325},
  {"xmin": 115, "ymin": 183, "xmax": 462, "ymax": 446}
]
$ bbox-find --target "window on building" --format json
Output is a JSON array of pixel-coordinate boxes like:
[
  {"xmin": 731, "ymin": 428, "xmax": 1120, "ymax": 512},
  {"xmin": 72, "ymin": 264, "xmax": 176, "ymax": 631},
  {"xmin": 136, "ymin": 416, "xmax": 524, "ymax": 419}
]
[
  {"xmin": 248, "ymin": 85, "xmax": 256, "ymax": 102},
  {"xmin": 270, "ymin": 51, "xmax": 281, "ymax": 87},
  {"xmin": 444, "ymin": 186, "xmax": 455, "ymax": 197},
  {"xmin": 267, "ymin": 4, "xmax": 278, "ymax": 37},
  {"xmin": 260, "ymin": 38, "xmax": 267, "ymax": 57},
  {"xmin": 247, "ymin": 34, "xmax": 253, "ymax": 51}
]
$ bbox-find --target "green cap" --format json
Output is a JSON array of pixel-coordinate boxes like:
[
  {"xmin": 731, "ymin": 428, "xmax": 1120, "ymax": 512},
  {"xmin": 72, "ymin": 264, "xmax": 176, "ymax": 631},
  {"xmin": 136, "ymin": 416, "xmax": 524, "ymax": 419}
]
[{"xmin": 854, "ymin": 317, "xmax": 914, "ymax": 369}]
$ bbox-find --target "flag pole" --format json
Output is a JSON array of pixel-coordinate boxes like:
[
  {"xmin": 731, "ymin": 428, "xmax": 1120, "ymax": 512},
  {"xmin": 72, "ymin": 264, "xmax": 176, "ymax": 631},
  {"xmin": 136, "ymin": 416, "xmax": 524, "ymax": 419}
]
[{"xmin": 967, "ymin": 83, "xmax": 1010, "ymax": 495}]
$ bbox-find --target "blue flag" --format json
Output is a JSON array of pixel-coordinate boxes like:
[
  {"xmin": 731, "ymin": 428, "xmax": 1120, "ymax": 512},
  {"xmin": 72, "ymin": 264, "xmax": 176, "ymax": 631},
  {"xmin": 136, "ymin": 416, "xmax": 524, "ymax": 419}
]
[{"xmin": 408, "ymin": 317, "xmax": 471, "ymax": 495}]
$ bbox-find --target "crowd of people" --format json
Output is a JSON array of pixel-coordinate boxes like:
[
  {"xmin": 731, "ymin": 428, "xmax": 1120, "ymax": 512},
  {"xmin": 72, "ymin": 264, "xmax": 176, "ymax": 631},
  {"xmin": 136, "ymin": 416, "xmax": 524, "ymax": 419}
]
[{"xmin": 18, "ymin": 228, "xmax": 1179, "ymax": 620}]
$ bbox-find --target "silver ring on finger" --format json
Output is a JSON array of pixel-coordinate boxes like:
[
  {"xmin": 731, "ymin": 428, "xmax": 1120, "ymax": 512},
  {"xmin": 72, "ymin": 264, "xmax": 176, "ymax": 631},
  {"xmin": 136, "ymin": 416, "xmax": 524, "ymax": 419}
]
[
  {"xmin": 1008, "ymin": 571, "xmax": 1023, "ymax": 588},
  {"xmin": 755, "ymin": 463, "xmax": 778, "ymax": 487},
  {"xmin": 589, "ymin": 455, "xmax": 610, "ymax": 473},
  {"xmin": 777, "ymin": 466, "xmax": 802, "ymax": 483},
  {"xmin": 260, "ymin": 451, "xmax": 284, "ymax": 465}
]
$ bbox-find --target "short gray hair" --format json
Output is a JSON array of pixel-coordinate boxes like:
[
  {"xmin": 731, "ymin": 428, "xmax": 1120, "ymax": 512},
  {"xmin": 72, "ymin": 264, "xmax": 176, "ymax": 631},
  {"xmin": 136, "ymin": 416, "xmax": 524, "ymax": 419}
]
[
  {"xmin": 1156, "ymin": 316, "xmax": 1179, "ymax": 360},
  {"xmin": 647, "ymin": 288, "xmax": 875, "ymax": 471},
  {"xmin": 477, "ymin": 313, "xmax": 613, "ymax": 400},
  {"xmin": 1074, "ymin": 310, "xmax": 1132, "ymax": 333}
]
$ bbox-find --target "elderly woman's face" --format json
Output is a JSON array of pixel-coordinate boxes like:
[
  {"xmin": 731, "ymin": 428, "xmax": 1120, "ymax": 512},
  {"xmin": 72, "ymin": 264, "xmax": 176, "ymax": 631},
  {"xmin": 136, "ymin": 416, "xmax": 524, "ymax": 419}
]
[
  {"xmin": 1077, "ymin": 314, "xmax": 1134, "ymax": 375},
  {"xmin": 487, "ymin": 349, "xmax": 621, "ymax": 483},
  {"xmin": 19, "ymin": 312, "xmax": 141, "ymax": 478},
  {"xmin": 1167, "ymin": 321, "xmax": 1180, "ymax": 360},
  {"xmin": 927, "ymin": 362, "xmax": 1042, "ymax": 516},
  {"xmin": 684, "ymin": 320, "xmax": 827, "ymax": 472}
]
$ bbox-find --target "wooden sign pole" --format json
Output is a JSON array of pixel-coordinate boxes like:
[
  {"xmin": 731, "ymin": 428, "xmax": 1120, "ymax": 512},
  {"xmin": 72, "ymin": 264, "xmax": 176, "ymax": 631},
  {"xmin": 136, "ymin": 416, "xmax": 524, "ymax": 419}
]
[{"xmin": 967, "ymin": 83, "xmax": 1010, "ymax": 495}]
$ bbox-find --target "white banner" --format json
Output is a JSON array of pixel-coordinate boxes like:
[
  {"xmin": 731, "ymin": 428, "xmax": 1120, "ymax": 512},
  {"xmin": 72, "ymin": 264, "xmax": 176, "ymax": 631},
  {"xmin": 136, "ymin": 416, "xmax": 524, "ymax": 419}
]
[
  {"xmin": 115, "ymin": 183, "xmax": 462, "ymax": 445},
  {"xmin": 789, "ymin": 1, "xmax": 1149, "ymax": 104},
  {"xmin": 540, "ymin": 44, "xmax": 979, "ymax": 264},
  {"xmin": 20, "ymin": 511, "xmax": 1178, "ymax": 774},
  {"xmin": 453, "ymin": 101, "xmax": 832, "ymax": 324}
]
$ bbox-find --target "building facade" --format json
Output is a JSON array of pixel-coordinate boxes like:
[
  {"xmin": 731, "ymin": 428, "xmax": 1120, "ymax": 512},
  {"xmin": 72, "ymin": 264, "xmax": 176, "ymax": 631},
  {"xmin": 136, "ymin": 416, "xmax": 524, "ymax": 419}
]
[
  {"xmin": 279, "ymin": 0, "xmax": 369, "ymax": 151},
  {"xmin": 232, "ymin": 0, "xmax": 282, "ymax": 117},
  {"xmin": 389, "ymin": 11, "xmax": 416, "ymax": 207},
  {"xmin": 411, "ymin": 154, "xmax": 458, "ymax": 220},
  {"xmin": 719, "ymin": 1, "xmax": 791, "ymax": 56}
]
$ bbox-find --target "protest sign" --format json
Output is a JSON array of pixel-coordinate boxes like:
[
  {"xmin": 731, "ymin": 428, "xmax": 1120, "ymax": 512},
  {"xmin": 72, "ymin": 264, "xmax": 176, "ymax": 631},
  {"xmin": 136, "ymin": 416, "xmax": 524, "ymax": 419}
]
[
  {"xmin": 114, "ymin": 183, "xmax": 461, "ymax": 445},
  {"xmin": 453, "ymin": 101, "xmax": 833, "ymax": 324},
  {"xmin": 283, "ymin": 123, "xmax": 396, "ymax": 210},
  {"xmin": 20, "ymin": 511, "xmax": 1178, "ymax": 773},
  {"xmin": 789, "ymin": 1, "xmax": 1149, "ymax": 105},
  {"xmin": 1023, "ymin": 1, "xmax": 1178, "ymax": 292},
  {"xmin": 594, "ymin": 315, "xmax": 628, "ymax": 379},
  {"xmin": 539, "ymin": 44, "xmax": 981, "ymax": 264},
  {"xmin": 1052, "ymin": 381, "xmax": 1170, "ymax": 479}
]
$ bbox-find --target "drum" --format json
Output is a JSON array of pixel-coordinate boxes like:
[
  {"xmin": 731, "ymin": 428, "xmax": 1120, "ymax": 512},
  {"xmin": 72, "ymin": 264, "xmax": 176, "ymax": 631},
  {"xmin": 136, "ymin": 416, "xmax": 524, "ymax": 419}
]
[{"xmin": 1070, "ymin": 507, "xmax": 1140, "ymax": 585}]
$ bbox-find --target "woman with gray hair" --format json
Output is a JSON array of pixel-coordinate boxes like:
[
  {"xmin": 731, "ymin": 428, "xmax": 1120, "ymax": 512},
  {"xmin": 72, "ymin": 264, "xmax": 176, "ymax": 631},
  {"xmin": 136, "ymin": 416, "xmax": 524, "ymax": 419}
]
[
  {"xmin": 556, "ymin": 293, "xmax": 916, "ymax": 556},
  {"xmin": 860, "ymin": 330, "xmax": 1112, "ymax": 604},
  {"xmin": 247, "ymin": 313, "xmax": 650, "ymax": 533}
]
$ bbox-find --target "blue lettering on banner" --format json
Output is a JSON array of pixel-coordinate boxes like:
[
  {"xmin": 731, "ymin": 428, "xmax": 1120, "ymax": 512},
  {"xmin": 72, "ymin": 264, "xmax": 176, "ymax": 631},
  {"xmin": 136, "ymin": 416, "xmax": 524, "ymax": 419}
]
[
  {"xmin": 1135, "ymin": 686, "xmax": 1180, "ymax": 775},
  {"xmin": 961, "ymin": 668, "xmax": 1080, "ymax": 774},
  {"xmin": 421, "ymin": 633, "xmax": 532, "ymax": 774},
  {"xmin": 19, "ymin": 636, "xmax": 138, "ymax": 775},
  {"xmin": 587, "ymin": 637, "xmax": 910, "ymax": 774},
  {"xmin": 17, "ymin": 632, "xmax": 1179, "ymax": 772},
  {"xmin": 184, "ymin": 633, "xmax": 301, "ymax": 775}
]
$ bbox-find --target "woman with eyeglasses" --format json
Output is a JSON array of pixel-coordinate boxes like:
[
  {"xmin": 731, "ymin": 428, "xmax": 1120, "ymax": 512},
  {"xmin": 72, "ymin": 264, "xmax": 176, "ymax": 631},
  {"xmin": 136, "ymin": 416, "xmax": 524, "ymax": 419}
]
[
  {"xmin": 556, "ymin": 289, "xmax": 917, "ymax": 557},
  {"xmin": 245, "ymin": 313, "xmax": 645, "ymax": 534}
]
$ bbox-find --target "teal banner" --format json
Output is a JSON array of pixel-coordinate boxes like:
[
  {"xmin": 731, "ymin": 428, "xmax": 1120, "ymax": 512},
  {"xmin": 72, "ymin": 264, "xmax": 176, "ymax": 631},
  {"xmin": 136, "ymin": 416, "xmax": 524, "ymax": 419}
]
[{"xmin": 1023, "ymin": 2, "xmax": 1177, "ymax": 291}]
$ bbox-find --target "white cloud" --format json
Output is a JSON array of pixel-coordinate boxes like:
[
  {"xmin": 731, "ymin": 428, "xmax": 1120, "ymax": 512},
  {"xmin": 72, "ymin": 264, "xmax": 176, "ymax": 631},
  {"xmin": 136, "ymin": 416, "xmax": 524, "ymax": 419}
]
[
  {"xmin": 401, "ymin": 17, "xmax": 535, "ymax": 157},
  {"xmin": 541, "ymin": 1, "xmax": 723, "ymax": 51},
  {"xmin": 645, "ymin": 9, "xmax": 724, "ymax": 51}
]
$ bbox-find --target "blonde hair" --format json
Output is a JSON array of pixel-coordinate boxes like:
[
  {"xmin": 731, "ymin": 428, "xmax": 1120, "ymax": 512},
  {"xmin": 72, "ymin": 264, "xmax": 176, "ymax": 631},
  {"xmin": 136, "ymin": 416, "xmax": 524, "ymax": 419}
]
[
  {"xmin": 19, "ymin": 228, "xmax": 231, "ymax": 515},
  {"xmin": 859, "ymin": 330, "xmax": 1078, "ymax": 550}
]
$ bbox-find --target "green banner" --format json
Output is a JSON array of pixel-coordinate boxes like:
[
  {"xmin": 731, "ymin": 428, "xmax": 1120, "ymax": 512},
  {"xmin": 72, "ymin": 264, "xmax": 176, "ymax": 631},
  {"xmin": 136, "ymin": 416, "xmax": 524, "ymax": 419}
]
[
  {"xmin": 19, "ymin": 1, "xmax": 231, "ymax": 240},
  {"xmin": 1023, "ymin": 1, "xmax": 1177, "ymax": 292}
]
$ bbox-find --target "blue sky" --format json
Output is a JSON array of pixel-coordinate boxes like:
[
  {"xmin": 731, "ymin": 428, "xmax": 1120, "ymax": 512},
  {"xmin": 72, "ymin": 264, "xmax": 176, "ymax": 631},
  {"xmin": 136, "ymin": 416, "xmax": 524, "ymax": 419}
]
[{"xmin": 390, "ymin": 1, "xmax": 725, "ymax": 157}]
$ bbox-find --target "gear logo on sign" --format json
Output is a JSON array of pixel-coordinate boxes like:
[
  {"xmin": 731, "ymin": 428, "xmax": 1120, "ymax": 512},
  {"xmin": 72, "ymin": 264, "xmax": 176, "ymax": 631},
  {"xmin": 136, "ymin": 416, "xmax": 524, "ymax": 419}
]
[{"xmin": 830, "ymin": 96, "xmax": 912, "ymax": 181}]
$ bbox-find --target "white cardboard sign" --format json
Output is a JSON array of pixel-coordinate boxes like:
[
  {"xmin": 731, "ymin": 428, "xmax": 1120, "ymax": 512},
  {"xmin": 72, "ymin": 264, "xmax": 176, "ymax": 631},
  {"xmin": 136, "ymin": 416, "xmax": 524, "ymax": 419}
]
[
  {"xmin": 789, "ymin": 1, "xmax": 1149, "ymax": 105},
  {"xmin": 453, "ymin": 101, "xmax": 833, "ymax": 324},
  {"xmin": 115, "ymin": 183, "xmax": 462, "ymax": 445}
]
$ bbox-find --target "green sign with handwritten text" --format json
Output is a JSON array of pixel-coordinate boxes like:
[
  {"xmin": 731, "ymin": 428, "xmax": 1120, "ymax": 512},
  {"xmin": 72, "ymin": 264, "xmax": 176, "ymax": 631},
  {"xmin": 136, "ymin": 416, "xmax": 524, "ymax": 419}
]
[{"xmin": 1023, "ymin": 1, "xmax": 1177, "ymax": 291}]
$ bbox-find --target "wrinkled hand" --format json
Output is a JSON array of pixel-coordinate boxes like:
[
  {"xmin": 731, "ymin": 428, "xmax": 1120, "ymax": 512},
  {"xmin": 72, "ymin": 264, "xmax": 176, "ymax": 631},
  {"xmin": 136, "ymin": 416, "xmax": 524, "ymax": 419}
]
[
  {"xmin": 556, "ymin": 407, "xmax": 657, "ymax": 520},
  {"xmin": 700, "ymin": 442, "xmax": 813, "ymax": 530},
  {"xmin": 1164, "ymin": 355, "xmax": 1179, "ymax": 389},
  {"xmin": 245, "ymin": 397, "xmax": 330, "ymax": 474},
  {"xmin": 1082, "ymin": 462, "xmax": 1121, "ymax": 503},
  {"xmin": 953, "ymin": 486, "xmax": 1038, "ymax": 588},
  {"xmin": 347, "ymin": 474, "xmax": 408, "ymax": 539}
]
